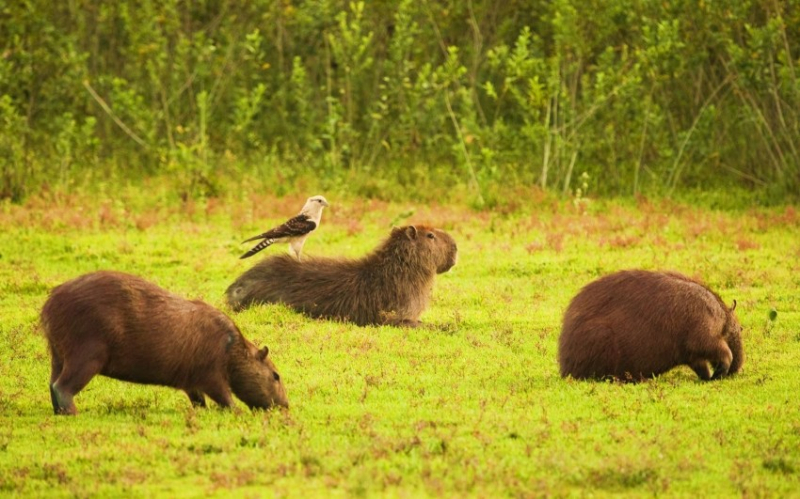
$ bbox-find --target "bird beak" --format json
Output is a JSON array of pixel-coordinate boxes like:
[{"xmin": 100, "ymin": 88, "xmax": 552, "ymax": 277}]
[{"xmin": 322, "ymin": 200, "xmax": 330, "ymax": 207}]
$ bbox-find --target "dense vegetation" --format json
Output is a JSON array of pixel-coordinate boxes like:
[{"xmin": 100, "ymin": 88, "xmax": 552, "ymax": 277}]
[
  {"xmin": 2, "ymin": 0, "xmax": 799, "ymax": 203},
  {"xmin": 1, "ymin": 193, "xmax": 799, "ymax": 495}
]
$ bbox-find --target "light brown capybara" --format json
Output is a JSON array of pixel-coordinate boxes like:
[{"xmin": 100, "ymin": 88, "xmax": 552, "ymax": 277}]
[
  {"xmin": 226, "ymin": 225, "xmax": 458, "ymax": 327},
  {"xmin": 558, "ymin": 270, "xmax": 744, "ymax": 382},
  {"xmin": 40, "ymin": 271, "xmax": 289, "ymax": 415}
]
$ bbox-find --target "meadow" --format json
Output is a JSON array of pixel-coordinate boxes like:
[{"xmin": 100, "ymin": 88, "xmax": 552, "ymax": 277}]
[{"xmin": 0, "ymin": 187, "xmax": 798, "ymax": 497}]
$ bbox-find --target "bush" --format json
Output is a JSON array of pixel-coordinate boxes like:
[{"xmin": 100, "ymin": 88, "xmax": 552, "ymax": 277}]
[{"xmin": 1, "ymin": 0, "xmax": 798, "ymax": 202}]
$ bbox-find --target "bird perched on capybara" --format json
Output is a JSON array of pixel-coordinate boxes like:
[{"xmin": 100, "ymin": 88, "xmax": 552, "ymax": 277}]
[
  {"xmin": 40, "ymin": 271, "xmax": 289, "ymax": 415},
  {"xmin": 558, "ymin": 270, "xmax": 744, "ymax": 382},
  {"xmin": 240, "ymin": 195, "xmax": 329, "ymax": 260},
  {"xmin": 226, "ymin": 225, "xmax": 458, "ymax": 327}
]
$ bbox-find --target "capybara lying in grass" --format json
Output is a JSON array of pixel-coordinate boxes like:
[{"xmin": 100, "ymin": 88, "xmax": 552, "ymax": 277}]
[
  {"xmin": 558, "ymin": 270, "xmax": 744, "ymax": 382},
  {"xmin": 226, "ymin": 225, "xmax": 458, "ymax": 327},
  {"xmin": 41, "ymin": 271, "xmax": 289, "ymax": 415}
]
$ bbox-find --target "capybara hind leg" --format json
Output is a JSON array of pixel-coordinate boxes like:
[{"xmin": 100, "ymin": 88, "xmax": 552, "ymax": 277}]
[
  {"xmin": 186, "ymin": 390, "xmax": 207, "ymax": 408},
  {"xmin": 392, "ymin": 318, "xmax": 421, "ymax": 328},
  {"xmin": 52, "ymin": 358, "xmax": 104, "ymax": 415}
]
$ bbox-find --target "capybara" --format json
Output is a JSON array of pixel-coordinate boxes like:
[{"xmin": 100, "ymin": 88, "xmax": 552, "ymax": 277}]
[
  {"xmin": 558, "ymin": 270, "xmax": 744, "ymax": 382},
  {"xmin": 226, "ymin": 225, "xmax": 458, "ymax": 327},
  {"xmin": 40, "ymin": 271, "xmax": 289, "ymax": 415}
]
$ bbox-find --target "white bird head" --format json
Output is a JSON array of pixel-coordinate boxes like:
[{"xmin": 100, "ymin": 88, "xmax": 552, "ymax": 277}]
[{"xmin": 301, "ymin": 195, "xmax": 329, "ymax": 219}]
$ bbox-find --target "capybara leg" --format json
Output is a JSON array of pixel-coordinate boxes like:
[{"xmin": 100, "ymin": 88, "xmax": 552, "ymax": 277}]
[
  {"xmin": 710, "ymin": 358, "xmax": 732, "ymax": 380},
  {"xmin": 690, "ymin": 341, "xmax": 733, "ymax": 381},
  {"xmin": 203, "ymin": 383, "xmax": 234, "ymax": 409},
  {"xmin": 49, "ymin": 346, "xmax": 64, "ymax": 384},
  {"xmin": 689, "ymin": 360, "xmax": 713, "ymax": 381},
  {"xmin": 52, "ymin": 358, "xmax": 104, "ymax": 415},
  {"xmin": 393, "ymin": 318, "xmax": 420, "ymax": 328},
  {"xmin": 186, "ymin": 390, "xmax": 207, "ymax": 408},
  {"xmin": 49, "ymin": 348, "xmax": 64, "ymax": 414}
]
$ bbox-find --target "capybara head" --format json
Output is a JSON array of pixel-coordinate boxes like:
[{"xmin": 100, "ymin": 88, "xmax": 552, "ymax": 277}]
[
  {"xmin": 229, "ymin": 342, "xmax": 289, "ymax": 410},
  {"xmin": 558, "ymin": 269, "xmax": 745, "ymax": 382},
  {"xmin": 387, "ymin": 225, "xmax": 458, "ymax": 274},
  {"xmin": 723, "ymin": 300, "xmax": 745, "ymax": 375}
]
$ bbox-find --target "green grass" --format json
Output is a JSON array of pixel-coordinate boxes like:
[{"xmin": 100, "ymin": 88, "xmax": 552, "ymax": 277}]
[{"xmin": 1, "ymin": 191, "xmax": 799, "ymax": 497}]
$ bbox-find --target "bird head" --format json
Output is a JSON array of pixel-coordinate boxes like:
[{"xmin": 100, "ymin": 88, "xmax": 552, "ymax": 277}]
[{"xmin": 302, "ymin": 195, "xmax": 330, "ymax": 215}]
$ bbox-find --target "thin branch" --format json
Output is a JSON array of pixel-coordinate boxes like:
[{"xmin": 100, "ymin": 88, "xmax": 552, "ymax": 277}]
[
  {"xmin": 667, "ymin": 76, "xmax": 732, "ymax": 192},
  {"xmin": 634, "ymin": 94, "xmax": 652, "ymax": 195},
  {"xmin": 541, "ymin": 94, "xmax": 552, "ymax": 189},
  {"xmin": 422, "ymin": 0, "xmax": 449, "ymax": 58},
  {"xmin": 562, "ymin": 147, "xmax": 579, "ymax": 195},
  {"xmin": 83, "ymin": 80, "xmax": 149, "ymax": 150},
  {"xmin": 444, "ymin": 91, "xmax": 484, "ymax": 206},
  {"xmin": 466, "ymin": 0, "xmax": 488, "ymax": 126}
]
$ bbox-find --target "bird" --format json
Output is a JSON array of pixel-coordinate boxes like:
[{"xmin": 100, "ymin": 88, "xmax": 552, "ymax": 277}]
[{"xmin": 239, "ymin": 195, "xmax": 329, "ymax": 260}]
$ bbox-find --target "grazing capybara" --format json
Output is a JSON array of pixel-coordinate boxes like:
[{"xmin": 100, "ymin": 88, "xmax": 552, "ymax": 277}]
[
  {"xmin": 40, "ymin": 271, "xmax": 289, "ymax": 415},
  {"xmin": 226, "ymin": 225, "xmax": 458, "ymax": 327},
  {"xmin": 558, "ymin": 270, "xmax": 744, "ymax": 382}
]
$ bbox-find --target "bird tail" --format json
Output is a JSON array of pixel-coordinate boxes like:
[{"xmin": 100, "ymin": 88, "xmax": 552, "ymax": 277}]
[
  {"xmin": 240, "ymin": 238, "xmax": 276, "ymax": 259},
  {"xmin": 242, "ymin": 233, "xmax": 268, "ymax": 243}
]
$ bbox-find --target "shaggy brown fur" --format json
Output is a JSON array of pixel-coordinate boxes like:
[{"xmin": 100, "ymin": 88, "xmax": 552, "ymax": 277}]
[
  {"xmin": 226, "ymin": 225, "xmax": 458, "ymax": 327},
  {"xmin": 558, "ymin": 270, "xmax": 744, "ymax": 382},
  {"xmin": 41, "ymin": 271, "xmax": 289, "ymax": 415}
]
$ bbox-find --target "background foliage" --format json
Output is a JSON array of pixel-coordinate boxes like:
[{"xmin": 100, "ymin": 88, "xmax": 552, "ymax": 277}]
[{"xmin": 2, "ymin": 0, "xmax": 799, "ymax": 203}]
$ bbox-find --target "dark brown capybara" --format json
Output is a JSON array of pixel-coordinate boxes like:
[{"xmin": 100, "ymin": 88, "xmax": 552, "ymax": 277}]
[
  {"xmin": 226, "ymin": 225, "xmax": 458, "ymax": 327},
  {"xmin": 40, "ymin": 271, "xmax": 289, "ymax": 415},
  {"xmin": 558, "ymin": 270, "xmax": 744, "ymax": 382}
]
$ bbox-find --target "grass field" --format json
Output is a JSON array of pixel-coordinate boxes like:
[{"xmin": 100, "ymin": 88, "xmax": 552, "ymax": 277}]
[{"xmin": 1, "ymin": 189, "xmax": 799, "ymax": 497}]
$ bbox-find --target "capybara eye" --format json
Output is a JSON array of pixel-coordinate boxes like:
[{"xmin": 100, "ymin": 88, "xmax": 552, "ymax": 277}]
[
  {"xmin": 427, "ymin": 233, "xmax": 435, "ymax": 239},
  {"xmin": 273, "ymin": 372, "xmax": 281, "ymax": 381}
]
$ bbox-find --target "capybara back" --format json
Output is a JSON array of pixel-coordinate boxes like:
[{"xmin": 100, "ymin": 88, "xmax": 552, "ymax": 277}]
[{"xmin": 558, "ymin": 270, "xmax": 743, "ymax": 381}]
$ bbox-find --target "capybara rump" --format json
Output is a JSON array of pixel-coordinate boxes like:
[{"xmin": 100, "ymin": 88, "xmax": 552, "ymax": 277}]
[
  {"xmin": 558, "ymin": 270, "xmax": 744, "ymax": 382},
  {"xmin": 41, "ymin": 271, "xmax": 289, "ymax": 415}
]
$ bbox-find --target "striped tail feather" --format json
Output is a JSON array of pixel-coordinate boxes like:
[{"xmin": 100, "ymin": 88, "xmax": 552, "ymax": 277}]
[{"xmin": 240, "ymin": 238, "xmax": 276, "ymax": 259}]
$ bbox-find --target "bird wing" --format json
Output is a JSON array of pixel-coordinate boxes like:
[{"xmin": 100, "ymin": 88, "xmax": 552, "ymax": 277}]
[{"xmin": 241, "ymin": 214, "xmax": 317, "ymax": 243}]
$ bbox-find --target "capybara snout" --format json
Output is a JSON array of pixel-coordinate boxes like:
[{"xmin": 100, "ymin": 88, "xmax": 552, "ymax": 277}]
[
  {"xmin": 558, "ymin": 270, "xmax": 744, "ymax": 382},
  {"xmin": 427, "ymin": 228, "xmax": 458, "ymax": 273},
  {"xmin": 229, "ymin": 342, "xmax": 289, "ymax": 410},
  {"xmin": 41, "ymin": 271, "xmax": 288, "ymax": 415}
]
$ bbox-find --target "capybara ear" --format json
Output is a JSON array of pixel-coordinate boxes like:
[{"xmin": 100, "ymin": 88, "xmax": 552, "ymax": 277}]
[
  {"xmin": 404, "ymin": 225, "xmax": 418, "ymax": 240},
  {"xmin": 257, "ymin": 346, "xmax": 269, "ymax": 360},
  {"xmin": 731, "ymin": 299, "xmax": 737, "ymax": 312}
]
